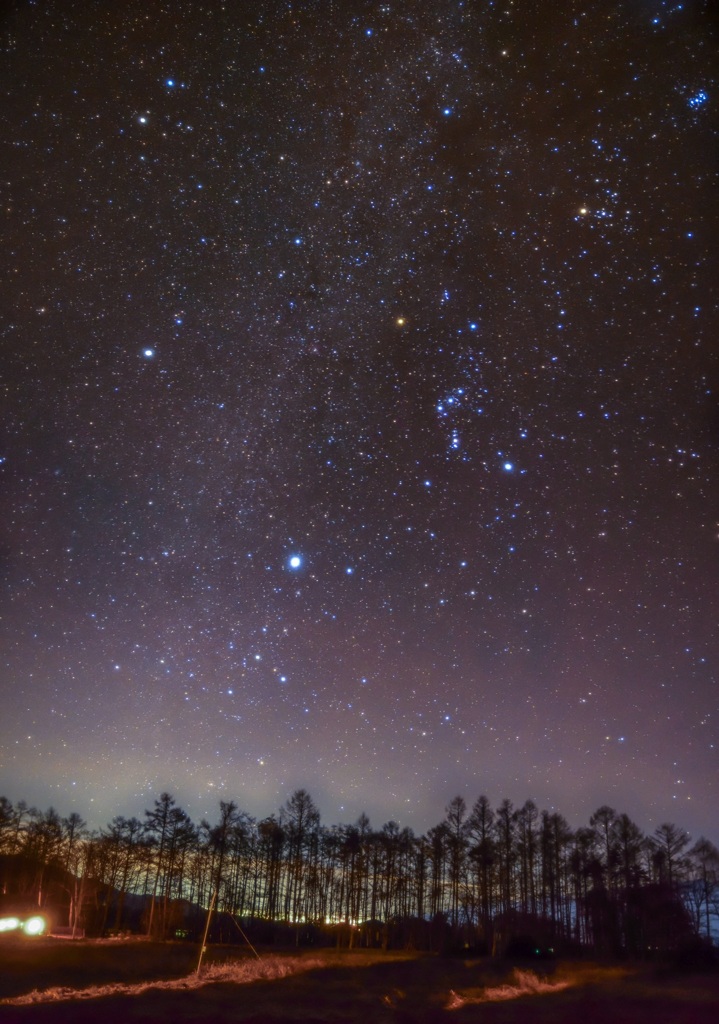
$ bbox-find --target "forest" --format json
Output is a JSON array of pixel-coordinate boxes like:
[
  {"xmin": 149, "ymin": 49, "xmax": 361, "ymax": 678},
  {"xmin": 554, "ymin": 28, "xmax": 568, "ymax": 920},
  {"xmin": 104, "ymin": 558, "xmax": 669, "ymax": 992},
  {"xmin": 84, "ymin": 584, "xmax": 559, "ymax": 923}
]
[{"xmin": 1, "ymin": 791, "xmax": 717, "ymax": 958}]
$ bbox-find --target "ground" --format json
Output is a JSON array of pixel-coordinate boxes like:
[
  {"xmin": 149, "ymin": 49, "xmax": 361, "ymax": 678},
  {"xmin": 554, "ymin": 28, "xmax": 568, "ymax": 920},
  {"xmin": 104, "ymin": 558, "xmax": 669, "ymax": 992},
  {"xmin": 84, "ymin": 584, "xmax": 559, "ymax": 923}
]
[{"xmin": 0, "ymin": 939, "xmax": 718, "ymax": 1023}]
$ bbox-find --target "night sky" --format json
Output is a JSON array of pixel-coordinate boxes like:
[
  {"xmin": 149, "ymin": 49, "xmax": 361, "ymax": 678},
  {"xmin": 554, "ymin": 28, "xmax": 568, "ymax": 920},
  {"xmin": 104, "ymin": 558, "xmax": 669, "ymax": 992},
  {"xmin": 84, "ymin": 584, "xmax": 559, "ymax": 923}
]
[{"xmin": 2, "ymin": 1, "xmax": 717, "ymax": 843}]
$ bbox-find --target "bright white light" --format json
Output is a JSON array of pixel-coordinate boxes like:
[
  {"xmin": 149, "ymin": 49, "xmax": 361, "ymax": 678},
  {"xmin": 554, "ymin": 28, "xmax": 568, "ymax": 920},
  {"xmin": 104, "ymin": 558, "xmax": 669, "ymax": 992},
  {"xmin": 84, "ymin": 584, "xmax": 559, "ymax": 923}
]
[
  {"xmin": 23, "ymin": 916, "xmax": 46, "ymax": 936},
  {"xmin": 289, "ymin": 555, "xmax": 301, "ymax": 569},
  {"xmin": 143, "ymin": 348, "xmax": 155, "ymax": 358},
  {"xmin": 503, "ymin": 462, "xmax": 514, "ymax": 471},
  {"xmin": 0, "ymin": 917, "xmax": 20, "ymax": 932}
]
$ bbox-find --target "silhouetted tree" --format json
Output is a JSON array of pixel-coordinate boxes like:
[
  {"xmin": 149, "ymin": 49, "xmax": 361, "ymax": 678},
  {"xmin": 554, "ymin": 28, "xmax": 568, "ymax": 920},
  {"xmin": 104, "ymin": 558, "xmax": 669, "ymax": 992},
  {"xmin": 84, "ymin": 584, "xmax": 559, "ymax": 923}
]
[
  {"xmin": 144, "ymin": 793, "xmax": 196, "ymax": 936},
  {"xmin": 255, "ymin": 815, "xmax": 285, "ymax": 920},
  {"xmin": 0, "ymin": 790, "xmax": 712, "ymax": 956},
  {"xmin": 494, "ymin": 799, "xmax": 515, "ymax": 915},
  {"xmin": 23, "ymin": 806, "xmax": 63, "ymax": 906},
  {"xmin": 206, "ymin": 800, "xmax": 239, "ymax": 907},
  {"xmin": 613, "ymin": 813, "xmax": 644, "ymax": 892},
  {"xmin": 281, "ymin": 789, "xmax": 320, "ymax": 925},
  {"xmin": 426, "ymin": 822, "xmax": 449, "ymax": 920},
  {"xmin": 574, "ymin": 826, "xmax": 604, "ymax": 942},
  {"xmin": 686, "ymin": 837, "xmax": 719, "ymax": 940},
  {"xmin": 540, "ymin": 810, "xmax": 573, "ymax": 935},
  {"xmin": 468, "ymin": 794, "xmax": 495, "ymax": 937},
  {"xmin": 98, "ymin": 815, "xmax": 144, "ymax": 932},
  {"xmin": 444, "ymin": 796, "xmax": 469, "ymax": 927},
  {"xmin": 515, "ymin": 799, "xmax": 539, "ymax": 916},
  {"xmin": 652, "ymin": 822, "xmax": 690, "ymax": 892},
  {"xmin": 590, "ymin": 805, "xmax": 618, "ymax": 892}
]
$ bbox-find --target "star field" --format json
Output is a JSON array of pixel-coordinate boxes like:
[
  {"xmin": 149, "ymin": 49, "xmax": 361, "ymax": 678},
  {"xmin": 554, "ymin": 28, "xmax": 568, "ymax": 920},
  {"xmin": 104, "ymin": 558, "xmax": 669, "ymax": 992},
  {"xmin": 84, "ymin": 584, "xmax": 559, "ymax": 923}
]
[{"xmin": 1, "ymin": 0, "xmax": 717, "ymax": 841}]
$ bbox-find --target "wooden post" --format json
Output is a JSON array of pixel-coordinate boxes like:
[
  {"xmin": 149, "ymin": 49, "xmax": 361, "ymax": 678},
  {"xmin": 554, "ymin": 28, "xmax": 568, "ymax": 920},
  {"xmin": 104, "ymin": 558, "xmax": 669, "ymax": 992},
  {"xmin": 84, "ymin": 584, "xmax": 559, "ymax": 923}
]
[{"xmin": 196, "ymin": 889, "xmax": 217, "ymax": 977}]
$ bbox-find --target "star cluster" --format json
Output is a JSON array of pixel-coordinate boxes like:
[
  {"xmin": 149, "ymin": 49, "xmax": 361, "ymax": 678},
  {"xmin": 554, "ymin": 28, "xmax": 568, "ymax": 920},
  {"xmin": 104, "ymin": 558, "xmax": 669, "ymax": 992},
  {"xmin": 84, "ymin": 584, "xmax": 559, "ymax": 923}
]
[{"xmin": 1, "ymin": 1, "xmax": 716, "ymax": 839}]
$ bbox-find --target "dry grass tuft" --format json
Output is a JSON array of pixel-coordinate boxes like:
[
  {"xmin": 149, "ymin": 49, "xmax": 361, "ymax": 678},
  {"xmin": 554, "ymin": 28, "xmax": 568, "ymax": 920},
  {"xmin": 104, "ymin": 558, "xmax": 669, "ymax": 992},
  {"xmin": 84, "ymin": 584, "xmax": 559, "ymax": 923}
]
[{"xmin": 1, "ymin": 954, "xmax": 327, "ymax": 1006}]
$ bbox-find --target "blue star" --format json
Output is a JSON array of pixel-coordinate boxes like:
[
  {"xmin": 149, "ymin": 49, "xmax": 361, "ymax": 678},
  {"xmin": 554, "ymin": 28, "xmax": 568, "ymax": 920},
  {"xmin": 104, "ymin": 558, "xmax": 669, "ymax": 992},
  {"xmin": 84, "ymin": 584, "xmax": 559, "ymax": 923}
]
[{"xmin": 289, "ymin": 555, "xmax": 302, "ymax": 569}]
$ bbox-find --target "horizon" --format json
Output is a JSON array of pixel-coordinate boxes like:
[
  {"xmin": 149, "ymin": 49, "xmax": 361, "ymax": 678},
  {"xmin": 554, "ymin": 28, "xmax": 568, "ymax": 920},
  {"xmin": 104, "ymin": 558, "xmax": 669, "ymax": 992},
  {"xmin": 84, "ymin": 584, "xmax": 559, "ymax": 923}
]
[{"xmin": 1, "ymin": 785, "xmax": 714, "ymax": 851}]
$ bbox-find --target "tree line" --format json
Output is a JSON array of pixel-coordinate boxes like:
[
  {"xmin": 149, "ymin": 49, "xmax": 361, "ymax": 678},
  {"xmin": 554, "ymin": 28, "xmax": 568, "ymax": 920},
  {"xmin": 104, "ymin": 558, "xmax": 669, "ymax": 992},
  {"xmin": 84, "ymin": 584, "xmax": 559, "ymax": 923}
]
[{"xmin": 1, "ymin": 791, "xmax": 717, "ymax": 955}]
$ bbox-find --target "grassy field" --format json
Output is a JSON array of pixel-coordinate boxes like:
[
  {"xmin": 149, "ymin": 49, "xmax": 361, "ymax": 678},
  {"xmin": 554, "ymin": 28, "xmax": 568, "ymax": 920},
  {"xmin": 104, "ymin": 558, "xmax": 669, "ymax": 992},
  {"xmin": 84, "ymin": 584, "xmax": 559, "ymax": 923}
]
[{"xmin": 1, "ymin": 938, "xmax": 718, "ymax": 1022}]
